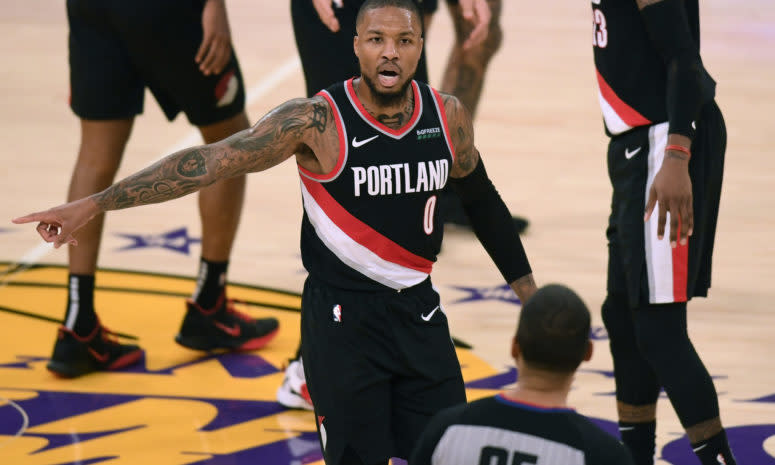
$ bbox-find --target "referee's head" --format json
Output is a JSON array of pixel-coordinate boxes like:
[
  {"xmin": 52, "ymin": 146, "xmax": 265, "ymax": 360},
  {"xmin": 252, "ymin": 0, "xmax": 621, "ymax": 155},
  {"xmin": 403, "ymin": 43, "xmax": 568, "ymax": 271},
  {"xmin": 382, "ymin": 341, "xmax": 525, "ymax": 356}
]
[{"xmin": 514, "ymin": 284, "xmax": 592, "ymax": 374}]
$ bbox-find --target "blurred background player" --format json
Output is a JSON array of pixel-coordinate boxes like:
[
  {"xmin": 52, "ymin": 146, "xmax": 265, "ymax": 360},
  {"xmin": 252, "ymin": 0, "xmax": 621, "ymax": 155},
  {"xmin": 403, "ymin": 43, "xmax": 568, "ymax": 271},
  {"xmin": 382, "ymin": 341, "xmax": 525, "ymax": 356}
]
[
  {"xmin": 592, "ymin": 0, "xmax": 736, "ymax": 463},
  {"xmin": 51, "ymin": 0, "xmax": 278, "ymax": 378},
  {"xmin": 410, "ymin": 284, "xmax": 635, "ymax": 465},
  {"xmin": 278, "ymin": 0, "xmax": 527, "ymax": 410}
]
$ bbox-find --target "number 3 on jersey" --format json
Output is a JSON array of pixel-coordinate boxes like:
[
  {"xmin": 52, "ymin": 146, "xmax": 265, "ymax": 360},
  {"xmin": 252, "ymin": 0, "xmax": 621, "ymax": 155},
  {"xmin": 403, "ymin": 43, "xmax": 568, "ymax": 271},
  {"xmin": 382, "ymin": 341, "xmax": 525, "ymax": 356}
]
[
  {"xmin": 424, "ymin": 195, "xmax": 437, "ymax": 235},
  {"xmin": 592, "ymin": 5, "xmax": 608, "ymax": 48}
]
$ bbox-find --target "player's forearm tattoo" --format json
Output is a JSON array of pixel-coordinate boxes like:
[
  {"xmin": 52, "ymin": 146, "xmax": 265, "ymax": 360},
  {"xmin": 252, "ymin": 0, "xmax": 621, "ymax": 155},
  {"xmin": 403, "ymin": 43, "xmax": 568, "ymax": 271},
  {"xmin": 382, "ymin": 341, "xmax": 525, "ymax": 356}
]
[
  {"xmin": 617, "ymin": 401, "xmax": 657, "ymax": 423},
  {"xmin": 93, "ymin": 146, "xmax": 217, "ymax": 211},
  {"xmin": 92, "ymin": 98, "xmax": 328, "ymax": 212},
  {"xmin": 177, "ymin": 152, "xmax": 208, "ymax": 178}
]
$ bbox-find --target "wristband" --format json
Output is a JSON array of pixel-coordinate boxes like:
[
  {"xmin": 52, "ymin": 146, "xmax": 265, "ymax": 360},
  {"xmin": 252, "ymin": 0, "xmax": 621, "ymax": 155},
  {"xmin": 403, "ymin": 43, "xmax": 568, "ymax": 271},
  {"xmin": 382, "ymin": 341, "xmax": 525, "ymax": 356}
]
[{"xmin": 665, "ymin": 144, "xmax": 691, "ymax": 159}]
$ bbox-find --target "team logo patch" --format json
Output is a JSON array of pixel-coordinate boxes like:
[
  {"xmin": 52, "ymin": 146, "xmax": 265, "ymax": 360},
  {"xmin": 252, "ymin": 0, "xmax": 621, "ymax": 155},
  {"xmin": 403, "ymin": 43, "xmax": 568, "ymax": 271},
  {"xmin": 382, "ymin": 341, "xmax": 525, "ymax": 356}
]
[
  {"xmin": 215, "ymin": 69, "xmax": 239, "ymax": 107},
  {"xmin": 416, "ymin": 127, "xmax": 441, "ymax": 140},
  {"xmin": 332, "ymin": 304, "xmax": 342, "ymax": 322}
]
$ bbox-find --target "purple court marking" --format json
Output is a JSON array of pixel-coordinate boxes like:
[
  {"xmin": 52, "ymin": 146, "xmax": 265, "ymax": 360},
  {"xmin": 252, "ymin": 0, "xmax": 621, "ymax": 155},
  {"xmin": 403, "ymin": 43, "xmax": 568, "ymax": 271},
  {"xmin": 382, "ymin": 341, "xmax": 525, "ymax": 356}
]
[
  {"xmin": 114, "ymin": 227, "xmax": 201, "ymax": 255},
  {"xmin": 449, "ymin": 283, "xmax": 521, "ymax": 306}
]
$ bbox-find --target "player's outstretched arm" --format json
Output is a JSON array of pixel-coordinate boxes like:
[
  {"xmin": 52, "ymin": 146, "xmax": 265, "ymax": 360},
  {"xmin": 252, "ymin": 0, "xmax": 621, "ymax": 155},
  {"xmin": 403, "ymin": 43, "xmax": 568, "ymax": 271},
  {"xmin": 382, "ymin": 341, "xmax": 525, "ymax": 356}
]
[
  {"xmin": 443, "ymin": 93, "xmax": 537, "ymax": 303},
  {"xmin": 13, "ymin": 97, "xmax": 330, "ymax": 248}
]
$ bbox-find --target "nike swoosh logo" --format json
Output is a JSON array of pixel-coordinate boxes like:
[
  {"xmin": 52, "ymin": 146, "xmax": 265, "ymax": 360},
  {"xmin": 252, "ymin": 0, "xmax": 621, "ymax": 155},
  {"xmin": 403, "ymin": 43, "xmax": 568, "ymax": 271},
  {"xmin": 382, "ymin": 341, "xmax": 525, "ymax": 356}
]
[
  {"xmin": 88, "ymin": 347, "xmax": 110, "ymax": 363},
  {"xmin": 618, "ymin": 426, "xmax": 635, "ymax": 431},
  {"xmin": 421, "ymin": 306, "xmax": 440, "ymax": 322},
  {"xmin": 352, "ymin": 135, "xmax": 379, "ymax": 148},
  {"xmin": 214, "ymin": 321, "xmax": 241, "ymax": 337},
  {"xmin": 624, "ymin": 146, "xmax": 641, "ymax": 159}
]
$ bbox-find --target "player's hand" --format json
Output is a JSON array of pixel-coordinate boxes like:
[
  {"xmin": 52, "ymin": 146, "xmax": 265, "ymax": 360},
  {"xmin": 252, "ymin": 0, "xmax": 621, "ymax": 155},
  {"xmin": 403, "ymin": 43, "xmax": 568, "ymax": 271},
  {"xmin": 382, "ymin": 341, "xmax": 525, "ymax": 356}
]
[
  {"xmin": 644, "ymin": 154, "xmax": 693, "ymax": 248},
  {"xmin": 313, "ymin": 0, "xmax": 342, "ymax": 33},
  {"xmin": 458, "ymin": 0, "xmax": 491, "ymax": 50},
  {"xmin": 197, "ymin": 0, "xmax": 232, "ymax": 76},
  {"xmin": 12, "ymin": 198, "xmax": 100, "ymax": 249}
]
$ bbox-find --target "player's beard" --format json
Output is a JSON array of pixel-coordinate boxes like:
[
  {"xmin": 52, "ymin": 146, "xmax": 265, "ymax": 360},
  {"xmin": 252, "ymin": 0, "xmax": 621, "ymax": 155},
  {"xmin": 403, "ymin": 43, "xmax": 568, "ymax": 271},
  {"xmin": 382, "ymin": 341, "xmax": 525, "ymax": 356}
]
[{"xmin": 362, "ymin": 72, "xmax": 413, "ymax": 107}]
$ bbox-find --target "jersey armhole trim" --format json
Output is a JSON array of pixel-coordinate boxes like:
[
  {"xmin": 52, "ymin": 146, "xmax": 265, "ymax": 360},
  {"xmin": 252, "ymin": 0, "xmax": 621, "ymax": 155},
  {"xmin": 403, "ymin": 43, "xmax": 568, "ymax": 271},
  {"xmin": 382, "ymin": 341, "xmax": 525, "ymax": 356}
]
[{"xmin": 298, "ymin": 90, "xmax": 348, "ymax": 182}]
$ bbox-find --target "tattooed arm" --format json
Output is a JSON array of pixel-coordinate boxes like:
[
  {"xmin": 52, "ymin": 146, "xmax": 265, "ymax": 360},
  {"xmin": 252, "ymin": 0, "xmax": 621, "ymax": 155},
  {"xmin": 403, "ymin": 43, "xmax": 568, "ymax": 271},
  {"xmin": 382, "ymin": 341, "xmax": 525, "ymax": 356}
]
[
  {"xmin": 442, "ymin": 93, "xmax": 479, "ymax": 179},
  {"xmin": 441, "ymin": 92, "xmax": 537, "ymax": 303},
  {"xmin": 13, "ymin": 96, "xmax": 337, "ymax": 247}
]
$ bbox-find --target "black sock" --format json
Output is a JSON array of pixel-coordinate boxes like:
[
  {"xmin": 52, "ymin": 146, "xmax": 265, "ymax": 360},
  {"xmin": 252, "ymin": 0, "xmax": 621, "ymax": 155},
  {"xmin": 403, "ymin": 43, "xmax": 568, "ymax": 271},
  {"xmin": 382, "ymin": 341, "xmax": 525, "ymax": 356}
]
[
  {"xmin": 619, "ymin": 420, "xmax": 656, "ymax": 465},
  {"xmin": 192, "ymin": 258, "xmax": 228, "ymax": 309},
  {"xmin": 65, "ymin": 274, "xmax": 97, "ymax": 336},
  {"xmin": 692, "ymin": 429, "xmax": 737, "ymax": 465}
]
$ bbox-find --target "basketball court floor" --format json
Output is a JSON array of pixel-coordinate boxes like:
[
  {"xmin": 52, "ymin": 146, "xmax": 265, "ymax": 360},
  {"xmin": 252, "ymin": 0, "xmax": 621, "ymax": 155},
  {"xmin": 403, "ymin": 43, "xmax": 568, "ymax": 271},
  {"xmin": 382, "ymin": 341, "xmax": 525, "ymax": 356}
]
[{"xmin": 1, "ymin": 1, "xmax": 773, "ymax": 463}]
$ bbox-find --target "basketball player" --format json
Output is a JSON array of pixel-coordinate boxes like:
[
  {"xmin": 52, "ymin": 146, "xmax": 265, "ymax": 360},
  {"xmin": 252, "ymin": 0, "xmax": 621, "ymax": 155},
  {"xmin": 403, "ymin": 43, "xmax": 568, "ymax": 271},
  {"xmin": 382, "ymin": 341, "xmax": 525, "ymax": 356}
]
[
  {"xmin": 51, "ymin": 0, "xmax": 278, "ymax": 378},
  {"xmin": 15, "ymin": 1, "xmax": 537, "ymax": 462},
  {"xmin": 292, "ymin": 0, "xmax": 528, "ymax": 231},
  {"xmin": 592, "ymin": 0, "xmax": 735, "ymax": 463},
  {"xmin": 279, "ymin": 0, "xmax": 525, "ymax": 410},
  {"xmin": 410, "ymin": 284, "xmax": 635, "ymax": 465}
]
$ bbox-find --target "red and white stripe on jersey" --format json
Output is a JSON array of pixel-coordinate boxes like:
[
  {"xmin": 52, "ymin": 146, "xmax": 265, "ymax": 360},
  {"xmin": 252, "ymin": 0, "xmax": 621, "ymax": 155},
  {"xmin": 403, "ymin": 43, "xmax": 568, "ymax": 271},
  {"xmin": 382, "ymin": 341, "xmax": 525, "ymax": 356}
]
[
  {"xmin": 298, "ymin": 90, "xmax": 349, "ymax": 182},
  {"xmin": 644, "ymin": 122, "xmax": 688, "ymax": 303},
  {"xmin": 299, "ymin": 176, "xmax": 433, "ymax": 290},
  {"xmin": 344, "ymin": 78, "xmax": 422, "ymax": 139},
  {"xmin": 429, "ymin": 87, "xmax": 456, "ymax": 164},
  {"xmin": 596, "ymin": 70, "xmax": 652, "ymax": 135}
]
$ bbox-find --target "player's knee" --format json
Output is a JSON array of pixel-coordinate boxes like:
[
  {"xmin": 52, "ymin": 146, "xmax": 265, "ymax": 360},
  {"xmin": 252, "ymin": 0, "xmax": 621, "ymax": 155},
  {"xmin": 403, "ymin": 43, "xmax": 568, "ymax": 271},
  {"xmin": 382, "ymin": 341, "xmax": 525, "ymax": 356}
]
[
  {"xmin": 457, "ymin": 21, "xmax": 502, "ymax": 62},
  {"xmin": 633, "ymin": 302, "xmax": 689, "ymax": 365},
  {"xmin": 601, "ymin": 295, "xmax": 628, "ymax": 343},
  {"xmin": 482, "ymin": 21, "xmax": 503, "ymax": 58}
]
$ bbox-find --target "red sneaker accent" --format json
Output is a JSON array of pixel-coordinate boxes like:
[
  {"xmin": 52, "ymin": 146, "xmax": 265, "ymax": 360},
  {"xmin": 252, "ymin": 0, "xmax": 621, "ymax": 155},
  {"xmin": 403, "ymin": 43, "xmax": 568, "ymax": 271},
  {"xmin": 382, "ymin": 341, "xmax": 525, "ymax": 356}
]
[{"xmin": 236, "ymin": 328, "xmax": 279, "ymax": 351}]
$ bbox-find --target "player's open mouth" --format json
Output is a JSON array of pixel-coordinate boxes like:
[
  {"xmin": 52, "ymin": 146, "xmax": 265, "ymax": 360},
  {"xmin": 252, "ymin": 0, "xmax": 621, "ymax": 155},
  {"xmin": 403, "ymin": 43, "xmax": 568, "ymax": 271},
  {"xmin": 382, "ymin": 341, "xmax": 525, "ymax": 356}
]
[{"xmin": 378, "ymin": 70, "xmax": 400, "ymax": 87}]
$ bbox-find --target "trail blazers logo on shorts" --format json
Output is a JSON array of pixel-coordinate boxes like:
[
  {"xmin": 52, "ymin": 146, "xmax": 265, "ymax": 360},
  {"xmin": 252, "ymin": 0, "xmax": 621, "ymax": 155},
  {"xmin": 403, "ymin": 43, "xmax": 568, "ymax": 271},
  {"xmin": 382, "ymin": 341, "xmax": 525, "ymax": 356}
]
[{"xmin": 215, "ymin": 70, "xmax": 239, "ymax": 107}]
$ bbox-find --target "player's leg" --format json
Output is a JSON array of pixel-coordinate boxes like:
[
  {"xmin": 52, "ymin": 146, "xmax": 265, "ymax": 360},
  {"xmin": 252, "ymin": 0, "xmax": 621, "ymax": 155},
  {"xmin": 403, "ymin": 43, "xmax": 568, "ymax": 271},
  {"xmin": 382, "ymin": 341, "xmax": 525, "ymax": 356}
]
[
  {"xmin": 602, "ymin": 230, "xmax": 660, "ymax": 464},
  {"xmin": 390, "ymin": 280, "xmax": 466, "ymax": 459},
  {"xmin": 48, "ymin": 0, "xmax": 145, "ymax": 378},
  {"xmin": 117, "ymin": 0, "xmax": 278, "ymax": 351},
  {"xmin": 632, "ymin": 103, "xmax": 734, "ymax": 465},
  {"xmin": 440, "ymin": 0, "xmax": 503, "ymax": 117},
  {"xmin": 429, "ymin": 0, "xmax": 528, "ymax": 232},
  {"xmin": 602, "ymin": 129, "xmax": 661, "ymax": 464},
  {"xmin": 300, "ymin": 278, "xmax": 395, "ymax": 465},
  {"xmin": 194, "ymin": 113, "xmax": 249, "ymax": 307}
]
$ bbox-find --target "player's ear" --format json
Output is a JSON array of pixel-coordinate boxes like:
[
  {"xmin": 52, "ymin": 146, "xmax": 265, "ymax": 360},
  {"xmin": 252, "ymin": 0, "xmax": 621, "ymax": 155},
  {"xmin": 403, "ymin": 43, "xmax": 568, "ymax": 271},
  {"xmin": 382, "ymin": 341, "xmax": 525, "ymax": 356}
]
[
  {"xmin": 353, "ymin": 35, "xmax": 360, "ymax": 60},
  {"xmin": 511, "ymin": 336, "xmax": 520, "ymax": 360}
]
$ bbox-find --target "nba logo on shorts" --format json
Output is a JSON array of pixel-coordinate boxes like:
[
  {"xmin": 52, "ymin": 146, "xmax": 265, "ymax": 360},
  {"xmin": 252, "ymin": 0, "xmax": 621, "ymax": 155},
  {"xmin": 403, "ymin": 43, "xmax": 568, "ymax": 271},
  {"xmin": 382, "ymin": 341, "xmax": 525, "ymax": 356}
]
[{"xmin": 332, "ymin": 304, "xmax": 342, "ymax": 323}]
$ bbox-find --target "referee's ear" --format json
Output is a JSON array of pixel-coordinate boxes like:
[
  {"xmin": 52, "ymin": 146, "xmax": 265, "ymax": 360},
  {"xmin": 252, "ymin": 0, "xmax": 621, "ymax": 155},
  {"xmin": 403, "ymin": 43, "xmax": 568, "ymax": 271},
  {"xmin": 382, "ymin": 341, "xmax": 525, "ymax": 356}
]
[
  {"xmin": 511, "ymin": 336, "xmax": 520, "ymax": 362},
  {"xmin": 583, "ymin": 340, "xmax": 594, "ymax": 363}
]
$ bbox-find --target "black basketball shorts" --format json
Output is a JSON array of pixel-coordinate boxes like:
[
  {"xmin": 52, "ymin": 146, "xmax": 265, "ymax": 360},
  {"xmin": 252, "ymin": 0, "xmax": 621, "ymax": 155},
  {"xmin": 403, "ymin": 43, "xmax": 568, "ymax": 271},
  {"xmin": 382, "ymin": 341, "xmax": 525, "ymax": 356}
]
[
  {"xmin": 300, "ymin": 275, "xmax": 466, "ymax": 465},
  {"xmin": 606, "ymin": 101, "xmax": 726, "ymax": 309},
  {"xmin": 67, "ymin": 0, "xmax": 245, "ymax": 126}
]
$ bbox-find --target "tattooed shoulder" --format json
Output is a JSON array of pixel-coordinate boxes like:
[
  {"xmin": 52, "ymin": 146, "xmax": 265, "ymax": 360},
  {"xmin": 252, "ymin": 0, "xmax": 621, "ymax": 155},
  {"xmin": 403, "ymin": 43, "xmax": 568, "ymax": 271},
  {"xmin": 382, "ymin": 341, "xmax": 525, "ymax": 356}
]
[{"xmin": 440, "ymin": 92, "xmax": 478, "ymax": 177}]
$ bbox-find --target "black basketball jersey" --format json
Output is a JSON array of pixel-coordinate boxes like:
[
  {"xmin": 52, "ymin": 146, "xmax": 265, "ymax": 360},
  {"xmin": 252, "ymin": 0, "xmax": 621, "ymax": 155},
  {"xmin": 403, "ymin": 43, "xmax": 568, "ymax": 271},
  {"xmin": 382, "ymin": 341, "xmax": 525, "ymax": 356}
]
[
  {"xmin": 298, "ymin": 78, "xmax": 455, "ymax": 291},
  {"xmin": 591, "ymin": 0, "xmax": 702, "ymax": 135},
  {"xmin": 411, "ymin": 394, "xmax": 634, "ymax": 465}
]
